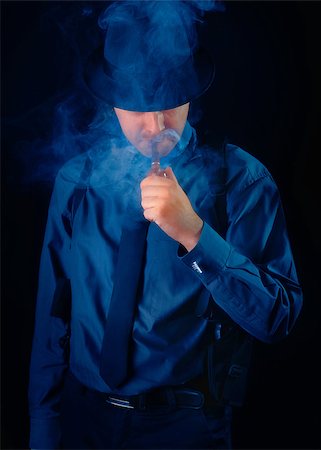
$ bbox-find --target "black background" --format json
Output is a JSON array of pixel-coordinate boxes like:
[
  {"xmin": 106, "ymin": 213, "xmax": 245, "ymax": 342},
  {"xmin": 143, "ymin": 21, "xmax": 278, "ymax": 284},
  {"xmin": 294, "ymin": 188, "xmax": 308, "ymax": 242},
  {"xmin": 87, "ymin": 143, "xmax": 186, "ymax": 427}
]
[{"xmin": 1, "ymin": 1, "xmax": 321, "ymax": 449}]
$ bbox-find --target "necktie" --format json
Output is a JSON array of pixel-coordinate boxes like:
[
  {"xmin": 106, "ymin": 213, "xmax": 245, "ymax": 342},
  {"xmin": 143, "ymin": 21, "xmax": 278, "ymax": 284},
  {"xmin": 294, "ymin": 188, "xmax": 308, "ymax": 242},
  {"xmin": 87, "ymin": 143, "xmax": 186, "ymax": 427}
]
[{"xmin": 99, "ymin": 219, "xmax": 150, "ymax": 389}]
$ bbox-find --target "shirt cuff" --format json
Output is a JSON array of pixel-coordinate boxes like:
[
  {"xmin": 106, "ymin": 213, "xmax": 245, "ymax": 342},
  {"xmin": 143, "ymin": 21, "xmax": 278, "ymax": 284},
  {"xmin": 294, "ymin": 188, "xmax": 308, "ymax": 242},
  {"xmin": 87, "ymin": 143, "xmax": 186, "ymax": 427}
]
[
  {"xmin": 178, "ymin": 221, "xmax": 230, "ymax": 285},
  {"xmin": 29, "ymin": 416, "xmax": 61, "ymax": 449}
]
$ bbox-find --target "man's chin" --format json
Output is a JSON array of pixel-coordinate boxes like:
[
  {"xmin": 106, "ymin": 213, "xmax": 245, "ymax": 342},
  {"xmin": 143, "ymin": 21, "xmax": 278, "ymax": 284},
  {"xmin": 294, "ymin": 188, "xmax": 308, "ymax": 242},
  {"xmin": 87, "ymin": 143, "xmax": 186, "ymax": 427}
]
[
  {"xmin": 136, "ymin": 146, "xmax": 152, "ymax": 158},
  {"xmin": 135, "ymin": 142, "xmax": 176, "ymax": 159}
]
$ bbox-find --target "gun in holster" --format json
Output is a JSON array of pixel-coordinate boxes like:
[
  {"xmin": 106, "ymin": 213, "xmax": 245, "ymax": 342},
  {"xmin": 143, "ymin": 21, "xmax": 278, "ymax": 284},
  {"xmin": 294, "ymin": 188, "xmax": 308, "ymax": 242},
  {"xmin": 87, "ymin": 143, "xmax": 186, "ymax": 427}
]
[
  {"xmin": 208, "ymin": 320, "xmax": 253, "ymax": 407},
  {"xmin": 196, "ymin": 290, "xmax": 254, "ymax": 407}
]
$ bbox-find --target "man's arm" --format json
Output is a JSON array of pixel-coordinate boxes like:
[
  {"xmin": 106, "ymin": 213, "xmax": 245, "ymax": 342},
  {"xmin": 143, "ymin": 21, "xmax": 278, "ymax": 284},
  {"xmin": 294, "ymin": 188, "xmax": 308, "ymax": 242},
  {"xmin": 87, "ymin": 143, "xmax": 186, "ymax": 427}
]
[
  {"xmin": 29, "ymin": 174, "xmax": 72, "ymax": 449},
  {"xmin": 140, "ymin": 168, "xmax": 303, "ymax": 343}
]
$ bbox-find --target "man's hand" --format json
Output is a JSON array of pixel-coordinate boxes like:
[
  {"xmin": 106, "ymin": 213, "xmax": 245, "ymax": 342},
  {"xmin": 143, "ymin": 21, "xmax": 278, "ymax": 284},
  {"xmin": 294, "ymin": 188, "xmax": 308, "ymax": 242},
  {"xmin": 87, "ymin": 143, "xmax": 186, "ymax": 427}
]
[{"xmin": 140, "ymin": 167, "xmax": 203, "ymax": 252}]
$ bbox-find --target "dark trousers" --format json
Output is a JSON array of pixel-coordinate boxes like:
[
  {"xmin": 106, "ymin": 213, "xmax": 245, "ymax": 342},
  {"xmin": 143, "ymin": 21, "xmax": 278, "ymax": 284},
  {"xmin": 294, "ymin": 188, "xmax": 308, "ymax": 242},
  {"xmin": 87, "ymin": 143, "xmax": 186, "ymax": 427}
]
[{"xmin": 61, "ymin": 372, "xmax": 232, "ymax": 449}]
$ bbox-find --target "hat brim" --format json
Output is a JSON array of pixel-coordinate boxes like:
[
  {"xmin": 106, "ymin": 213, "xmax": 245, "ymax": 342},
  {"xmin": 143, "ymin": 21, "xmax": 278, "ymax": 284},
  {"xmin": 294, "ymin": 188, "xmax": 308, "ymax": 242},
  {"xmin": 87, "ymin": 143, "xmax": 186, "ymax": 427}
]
[{"xmin": 84, "ymin": 46, "xmax": 215, "ymax": 112}]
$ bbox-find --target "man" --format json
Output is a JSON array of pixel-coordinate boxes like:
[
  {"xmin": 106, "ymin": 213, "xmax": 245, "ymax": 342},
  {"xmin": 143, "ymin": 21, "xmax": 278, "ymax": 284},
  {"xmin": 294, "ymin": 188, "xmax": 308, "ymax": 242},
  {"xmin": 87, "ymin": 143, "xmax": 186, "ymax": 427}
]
[{"xmin": 28, "ymin": 2, "xmax": 303, "ymax": 449}]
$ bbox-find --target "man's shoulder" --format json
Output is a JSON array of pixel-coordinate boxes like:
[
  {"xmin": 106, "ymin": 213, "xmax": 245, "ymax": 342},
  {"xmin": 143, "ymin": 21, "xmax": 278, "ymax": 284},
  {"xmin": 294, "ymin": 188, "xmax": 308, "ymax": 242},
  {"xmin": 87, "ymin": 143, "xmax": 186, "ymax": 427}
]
[
  {"xmin": 225, "ymin": 143, "xmax": 272, "ymax": 189},
  {"xmin": 55, "ymin": 151, "xmax": 91, "ymax": 187},
  {"xmin": 49, "ymin": 152, "xmax": 91, "ymax": 211}
]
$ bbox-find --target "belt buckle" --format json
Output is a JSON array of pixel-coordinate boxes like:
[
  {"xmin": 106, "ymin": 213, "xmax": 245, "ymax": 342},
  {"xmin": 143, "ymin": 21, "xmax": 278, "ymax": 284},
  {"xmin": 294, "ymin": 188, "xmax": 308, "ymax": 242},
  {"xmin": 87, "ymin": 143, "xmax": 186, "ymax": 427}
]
[{"xmin": 106, "ymin": 396, "xmax": 135, "ymax": 409}]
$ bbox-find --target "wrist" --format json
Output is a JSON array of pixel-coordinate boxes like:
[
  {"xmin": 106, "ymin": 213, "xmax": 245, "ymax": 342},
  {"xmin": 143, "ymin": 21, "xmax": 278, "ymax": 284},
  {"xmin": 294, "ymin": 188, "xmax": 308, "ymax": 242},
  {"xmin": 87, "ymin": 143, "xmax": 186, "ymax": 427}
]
[{"xmin": 180, "ymin": 217, "xmax": 203, "ymax": 252}]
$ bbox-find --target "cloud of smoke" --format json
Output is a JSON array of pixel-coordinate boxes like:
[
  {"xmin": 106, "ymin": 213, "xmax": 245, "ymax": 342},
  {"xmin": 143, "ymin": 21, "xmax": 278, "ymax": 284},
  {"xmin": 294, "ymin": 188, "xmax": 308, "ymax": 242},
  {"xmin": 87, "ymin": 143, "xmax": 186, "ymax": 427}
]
[{"xmin": 6, "ymin": 1, "xmax": 224, "ymax": 188}]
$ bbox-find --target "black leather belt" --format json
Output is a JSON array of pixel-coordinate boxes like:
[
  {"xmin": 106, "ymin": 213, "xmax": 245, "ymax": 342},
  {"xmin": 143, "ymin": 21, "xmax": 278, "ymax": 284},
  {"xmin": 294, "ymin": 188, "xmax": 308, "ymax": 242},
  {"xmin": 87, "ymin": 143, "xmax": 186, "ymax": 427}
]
[
  {"xmin": 80, "ymin": 381, "xmax": 205, "ymax": 410},
  {"xmin": 104, "ymin": 387, "xmax": 205, "ymax": 410},
  {"xmin": 68, "ymin": 372, "xmax": 224, "ymax": 415}
]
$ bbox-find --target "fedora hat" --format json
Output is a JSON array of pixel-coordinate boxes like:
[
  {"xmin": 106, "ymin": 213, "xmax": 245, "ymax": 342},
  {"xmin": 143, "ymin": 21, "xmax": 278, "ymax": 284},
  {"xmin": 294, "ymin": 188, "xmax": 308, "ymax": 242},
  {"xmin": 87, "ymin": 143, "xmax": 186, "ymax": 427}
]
[{"xmin": 84, "ymin": 2, "xmax": 215, "ymax": 112}]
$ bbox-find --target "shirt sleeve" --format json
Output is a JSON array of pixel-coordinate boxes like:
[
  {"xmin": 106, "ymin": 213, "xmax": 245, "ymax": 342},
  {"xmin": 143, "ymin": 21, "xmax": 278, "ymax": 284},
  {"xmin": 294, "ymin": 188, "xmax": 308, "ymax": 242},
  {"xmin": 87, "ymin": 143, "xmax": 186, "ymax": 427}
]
[
  {"xmin": 28, "ymin": 173, "xmax": 73, "ymax": 449},
  {"xmin": 180, "ymin": 174, "xmax": 303, "ymax": 343}
]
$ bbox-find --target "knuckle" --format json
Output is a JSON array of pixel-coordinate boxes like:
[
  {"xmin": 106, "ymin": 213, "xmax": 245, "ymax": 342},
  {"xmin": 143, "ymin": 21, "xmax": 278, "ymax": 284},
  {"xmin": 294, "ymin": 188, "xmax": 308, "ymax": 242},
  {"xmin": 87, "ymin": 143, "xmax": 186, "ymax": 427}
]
[
  {"xmin": 143, "ymin": 210, "xmax": 150, "ymax": 220},
  {"xmin": 140, "ymin": 178, "xmax": 148, "ymax": 189}
]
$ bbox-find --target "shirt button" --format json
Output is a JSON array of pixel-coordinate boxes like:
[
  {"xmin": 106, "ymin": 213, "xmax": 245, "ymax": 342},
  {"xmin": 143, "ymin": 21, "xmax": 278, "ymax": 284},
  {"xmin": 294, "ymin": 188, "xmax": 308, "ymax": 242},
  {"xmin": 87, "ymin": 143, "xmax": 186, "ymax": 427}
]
[{"xmin": 192, "ymin": 261, "xmax": 203, "ymax": 274}]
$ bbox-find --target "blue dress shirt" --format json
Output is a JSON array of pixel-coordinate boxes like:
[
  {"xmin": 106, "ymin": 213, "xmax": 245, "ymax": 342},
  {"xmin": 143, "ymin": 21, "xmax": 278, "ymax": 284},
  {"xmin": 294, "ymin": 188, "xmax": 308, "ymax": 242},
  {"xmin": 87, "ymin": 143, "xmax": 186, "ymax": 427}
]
[{"xmin": 28, "ymin": 123, "xmax": 303, "ymax": 448}]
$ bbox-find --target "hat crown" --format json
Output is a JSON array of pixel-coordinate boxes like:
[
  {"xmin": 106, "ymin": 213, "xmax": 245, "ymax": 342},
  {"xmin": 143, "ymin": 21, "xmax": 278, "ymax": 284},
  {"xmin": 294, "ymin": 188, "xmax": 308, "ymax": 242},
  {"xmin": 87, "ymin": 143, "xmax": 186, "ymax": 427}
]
[
  {"xmin": 85, "ymin": 1, "xmax": 216, "ymax": 111},
  {"xmin": 103, "ymin": 5, "xmax": 191, "ymax": 74}
]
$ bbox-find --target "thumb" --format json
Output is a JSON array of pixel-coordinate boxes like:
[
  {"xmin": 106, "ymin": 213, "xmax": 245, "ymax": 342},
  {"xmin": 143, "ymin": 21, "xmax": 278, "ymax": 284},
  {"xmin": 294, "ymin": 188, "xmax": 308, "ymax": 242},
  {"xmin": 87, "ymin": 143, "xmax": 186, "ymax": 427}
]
[{"xmin": 164, "ymin": 166, "xmax": 178, "ymax": 184}]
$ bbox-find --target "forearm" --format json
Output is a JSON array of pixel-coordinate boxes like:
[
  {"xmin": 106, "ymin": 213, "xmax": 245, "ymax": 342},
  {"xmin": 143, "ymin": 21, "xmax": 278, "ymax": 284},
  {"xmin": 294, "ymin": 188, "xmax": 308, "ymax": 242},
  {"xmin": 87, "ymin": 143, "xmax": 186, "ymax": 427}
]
[
  {"xmin": 180, "ymin": 222, "xmax": 303, "ymax": 342},
  {"xmin": 177, "ymin": 215, "xmax": 203, "ymax": 252}
]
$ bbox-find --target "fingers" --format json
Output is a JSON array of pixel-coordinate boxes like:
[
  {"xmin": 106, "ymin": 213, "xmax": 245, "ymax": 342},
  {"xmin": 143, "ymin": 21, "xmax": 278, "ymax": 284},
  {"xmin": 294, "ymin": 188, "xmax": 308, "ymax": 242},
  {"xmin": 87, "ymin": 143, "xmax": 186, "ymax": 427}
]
[
  {"xmin": 142, "ymin": 207, "xmax": 157, "ymax": 224},
  {"xmin": 164, "ymin": 166, "xmax": 178, "ymax": 183},
  {"xmin": 141, "ymin": 196, "xmax": 158, "ymax": 209},
  {"xmin": 140, "ymin": 183, "xmax": 169, "ymax": 223},
  {"xmin": 140, "ymin": 167, "xmax": 177, "ymax": 189},
  {"xmin": 141, "ymin": 185, "xmax": 170, "ymax": 199},
  {"xmin": 140, "ymin": 167, "xmax": 180, "ymax": 224}
]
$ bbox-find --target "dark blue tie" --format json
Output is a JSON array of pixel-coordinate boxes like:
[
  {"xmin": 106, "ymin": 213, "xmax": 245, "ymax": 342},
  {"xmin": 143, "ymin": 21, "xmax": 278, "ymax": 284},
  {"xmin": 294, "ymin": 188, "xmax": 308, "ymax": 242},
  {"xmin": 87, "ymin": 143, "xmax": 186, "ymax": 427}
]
[{"xmin": 99, "ymin": 219, "xmax": 149, "ymax": 389}]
